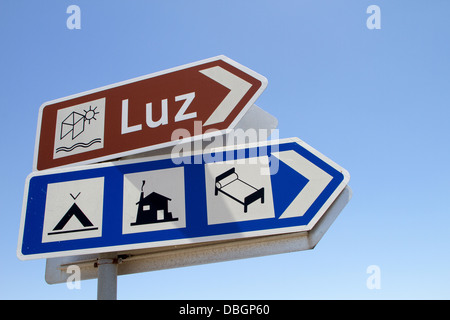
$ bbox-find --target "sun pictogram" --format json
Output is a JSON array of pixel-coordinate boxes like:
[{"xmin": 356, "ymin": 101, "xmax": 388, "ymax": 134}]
[{"xmin": 83, "ymin": 106, "xmax": 99, "ymax": 124}]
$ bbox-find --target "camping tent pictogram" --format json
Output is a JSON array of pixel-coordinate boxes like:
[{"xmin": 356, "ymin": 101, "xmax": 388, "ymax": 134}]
[{"xmin": 48, "ymin": 193, "xmax": 98, "ymax": 235}]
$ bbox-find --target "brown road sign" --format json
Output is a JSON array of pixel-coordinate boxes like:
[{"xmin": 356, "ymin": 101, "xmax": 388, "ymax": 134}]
[{"xmin": 34, "ymin": 55, "xmax": 267, "ymax": 170}]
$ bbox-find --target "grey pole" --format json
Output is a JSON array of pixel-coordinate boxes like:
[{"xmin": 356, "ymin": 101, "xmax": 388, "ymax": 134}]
[{"xmin": 96, "ymin": 253, "xmax": 118, "ymax": 300}]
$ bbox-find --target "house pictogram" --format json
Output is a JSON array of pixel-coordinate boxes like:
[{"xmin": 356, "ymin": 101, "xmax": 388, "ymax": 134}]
[{"xmin": 131, "ymin": 180, "xmax": 179, "ymax": 226}]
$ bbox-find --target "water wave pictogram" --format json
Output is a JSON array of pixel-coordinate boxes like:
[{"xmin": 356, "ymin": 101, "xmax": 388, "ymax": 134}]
[{"xmin": 55, "ymin": 138, "xmax": 102, "ymax": 153}]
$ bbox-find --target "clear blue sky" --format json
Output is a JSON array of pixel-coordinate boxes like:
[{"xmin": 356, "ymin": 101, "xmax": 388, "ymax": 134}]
[{"xmin": 1, "ymin": 0, "xmax": 450, "ymax": 299}]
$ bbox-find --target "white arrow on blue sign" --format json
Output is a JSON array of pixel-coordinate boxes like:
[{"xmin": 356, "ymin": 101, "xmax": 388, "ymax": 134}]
[{"xmin": 18, "ymin": 138, "xmax": 350, "ymax": 260}]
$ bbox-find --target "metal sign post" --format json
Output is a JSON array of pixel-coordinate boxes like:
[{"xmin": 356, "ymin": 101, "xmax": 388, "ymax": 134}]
[{"xmin": 96, "ymin": 253, "xmax": 119, "ymax": 300}]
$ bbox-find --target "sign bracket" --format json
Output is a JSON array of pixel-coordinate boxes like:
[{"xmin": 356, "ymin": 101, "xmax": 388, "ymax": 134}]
[{"xmin": 46, "ymin": 186, "xmax": 352, "ymax": 285}]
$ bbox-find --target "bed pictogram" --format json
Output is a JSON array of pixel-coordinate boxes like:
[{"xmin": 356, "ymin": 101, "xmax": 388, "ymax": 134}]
[{"xmin": 214, "ymin": 167, "xmax": 265, "ymax": 213}]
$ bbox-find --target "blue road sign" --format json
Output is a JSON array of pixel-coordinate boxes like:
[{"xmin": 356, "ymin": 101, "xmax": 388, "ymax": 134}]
[{"xmin": 18, "ymin": 138, "xmax": 350, "ymax": 260}]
